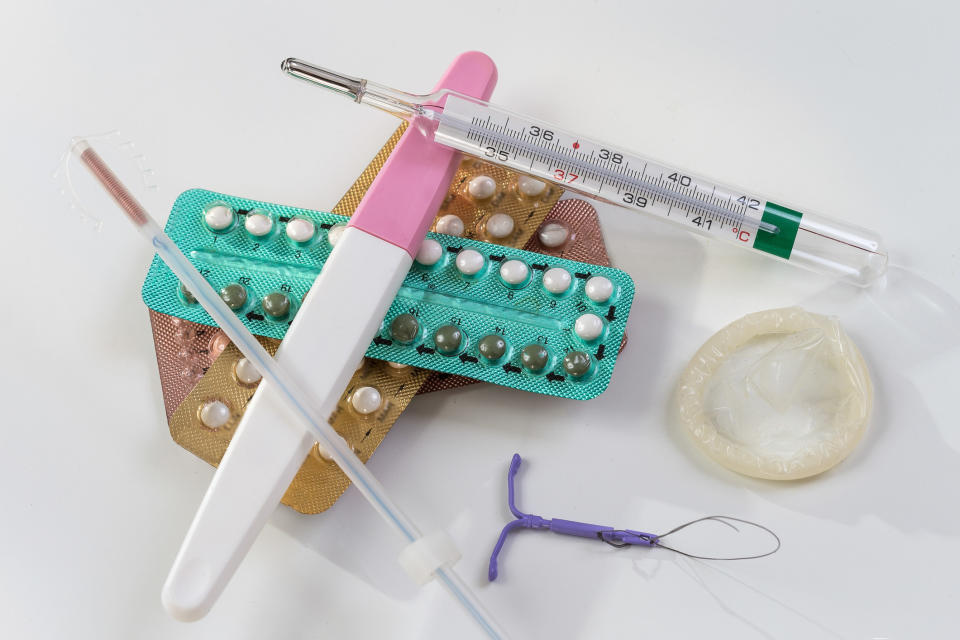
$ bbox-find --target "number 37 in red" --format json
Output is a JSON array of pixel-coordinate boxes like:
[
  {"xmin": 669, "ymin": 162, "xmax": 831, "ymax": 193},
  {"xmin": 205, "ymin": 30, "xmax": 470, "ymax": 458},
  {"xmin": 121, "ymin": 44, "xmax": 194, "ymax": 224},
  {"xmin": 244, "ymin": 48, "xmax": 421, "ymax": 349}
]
[{"xmin": 553, "ymin": 168, "xmax": 579, "ymax": 183}]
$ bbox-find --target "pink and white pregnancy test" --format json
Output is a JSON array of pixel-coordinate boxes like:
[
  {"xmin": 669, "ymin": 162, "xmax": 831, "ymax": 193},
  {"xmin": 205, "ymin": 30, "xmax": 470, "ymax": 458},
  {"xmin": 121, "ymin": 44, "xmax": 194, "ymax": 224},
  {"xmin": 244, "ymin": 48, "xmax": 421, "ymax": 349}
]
[{"xmin": 162, "ymin": 52, "xmax": 498, "ymax": 620}]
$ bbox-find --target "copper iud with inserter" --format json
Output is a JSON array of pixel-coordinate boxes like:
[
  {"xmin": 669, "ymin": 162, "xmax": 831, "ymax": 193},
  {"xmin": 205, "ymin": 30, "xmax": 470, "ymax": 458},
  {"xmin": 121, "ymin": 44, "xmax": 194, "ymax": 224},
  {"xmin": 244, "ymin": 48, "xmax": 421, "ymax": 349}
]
[{"xmin": 70, "ymin": 53, "xmax": 508, "ymax": 640}]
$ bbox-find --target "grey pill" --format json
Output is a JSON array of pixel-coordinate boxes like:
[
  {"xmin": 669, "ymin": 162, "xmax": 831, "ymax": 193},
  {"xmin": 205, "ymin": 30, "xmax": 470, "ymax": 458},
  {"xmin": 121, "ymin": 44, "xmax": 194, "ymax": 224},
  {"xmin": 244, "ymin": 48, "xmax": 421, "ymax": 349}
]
[
  {"xmin": 180, "ymin": 283, "xmax": 197, "ymax": 305},
  {"xmin": 220, "ymin": 283, "xmax": 248, "ymax": 310},
  {"xmin": 390, "ymin": 313, "xmax": 419, "ymax": 343},
  {"xmin": 563, "ymin": 351, "xmax": 593, "ymax": 378},
  {"xmin": 521, "ymin": 344, "xmax": 549, "ymax": 372},
  {"xmin": 262, "ymin": 292, "xmax": 291, "ymax": 319},
  {"xmin": 478, "ymin": 335, "xmax": 507, "ymax": 361},
  {"xmin": 434, "ymin": 325, "xmax": 463, "ymax": 355}
]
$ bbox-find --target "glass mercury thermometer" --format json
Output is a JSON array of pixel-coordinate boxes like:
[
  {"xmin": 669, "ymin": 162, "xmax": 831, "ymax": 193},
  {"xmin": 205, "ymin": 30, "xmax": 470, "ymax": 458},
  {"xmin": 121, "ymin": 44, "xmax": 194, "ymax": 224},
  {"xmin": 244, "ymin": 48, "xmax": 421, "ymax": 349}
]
[{"xmin": 283, "ymin": 57, "xmax": 887, "ymax": 285}]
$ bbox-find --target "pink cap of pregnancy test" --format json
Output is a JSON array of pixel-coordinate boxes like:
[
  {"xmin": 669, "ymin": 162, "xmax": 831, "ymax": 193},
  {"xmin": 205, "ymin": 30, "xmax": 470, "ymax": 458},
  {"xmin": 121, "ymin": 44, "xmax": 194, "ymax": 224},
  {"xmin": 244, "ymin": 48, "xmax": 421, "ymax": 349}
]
[{"xmin": 347, "ymin": 52, "xmax": 498, "ymax": 258}]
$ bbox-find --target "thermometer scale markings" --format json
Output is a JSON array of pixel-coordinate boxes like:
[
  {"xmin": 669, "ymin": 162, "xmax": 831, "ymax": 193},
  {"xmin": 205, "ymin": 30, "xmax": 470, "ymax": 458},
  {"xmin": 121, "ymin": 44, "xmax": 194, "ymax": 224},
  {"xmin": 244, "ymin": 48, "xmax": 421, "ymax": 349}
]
[
  {"xmin": 439, "ymin": 97, "xmax": 773, "ymax": 242},
  {"xmin": 472, "ymin": 119, "xmax": 743, "ymax": 229}
]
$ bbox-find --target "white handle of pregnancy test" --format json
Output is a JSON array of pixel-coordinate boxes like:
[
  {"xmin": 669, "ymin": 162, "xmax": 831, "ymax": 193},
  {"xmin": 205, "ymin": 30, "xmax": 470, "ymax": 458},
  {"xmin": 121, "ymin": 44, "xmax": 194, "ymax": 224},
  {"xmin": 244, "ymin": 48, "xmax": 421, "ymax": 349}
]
[{"xmin": 162, "ymin": 227, "xmax": 411, "ymax": 621}]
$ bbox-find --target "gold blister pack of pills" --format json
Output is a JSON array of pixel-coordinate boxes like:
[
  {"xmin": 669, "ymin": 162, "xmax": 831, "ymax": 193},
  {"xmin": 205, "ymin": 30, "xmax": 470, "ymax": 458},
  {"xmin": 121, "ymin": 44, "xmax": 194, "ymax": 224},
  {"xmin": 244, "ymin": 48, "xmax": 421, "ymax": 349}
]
[
  {"xmin": 430, "ymin": 156, "xmax": 561, "ymax": 242},
  {"xmin": 169, "ymin": 340, "xmax": 432, "ymax": 513}
]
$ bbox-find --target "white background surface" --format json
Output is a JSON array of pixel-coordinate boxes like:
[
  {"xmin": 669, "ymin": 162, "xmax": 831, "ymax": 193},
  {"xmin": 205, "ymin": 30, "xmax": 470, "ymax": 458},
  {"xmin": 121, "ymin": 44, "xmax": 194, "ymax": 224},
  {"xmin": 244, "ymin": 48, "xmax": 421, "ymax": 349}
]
[{"xmin": 2, "ymin": 1, "xmax": 959, "ymax": 638}]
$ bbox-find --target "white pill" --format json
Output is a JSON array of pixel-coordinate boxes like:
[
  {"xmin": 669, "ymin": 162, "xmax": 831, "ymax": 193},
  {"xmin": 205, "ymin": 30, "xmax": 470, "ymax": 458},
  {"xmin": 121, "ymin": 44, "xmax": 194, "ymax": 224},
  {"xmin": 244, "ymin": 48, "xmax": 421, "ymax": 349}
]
[
  {"xmin": 286, "ymin": 217, "xmax": 315, "ymax": 243},
  {"xmin": 327, "ymin": 223, "xmax": 346, "ymax": 246},
  {"xmin": 244, "ymin": 212, "xmax": 273, "ymax": 237},
  {"xmin": 542, "ymin": 267, "xmax": 572, "ymax": 294},
  {"xmin": 455, "ymin": 249, "xmax": 485, "ymax": 276},
  {"xmin": 436, "ymin": 214, "xmax": 465, "ymax": 236},
  {"xmin": 499, "ymin": 259, "xmax": 529, "ymax": 286},
  {"xmin": 537, "ymin": 222, "xmax": 570, "ymax": 248},
  {"xmin": 517, "ymin": 175, "xmax": 547, "ymax": 197},
  {"xmin": 467, "ymin": 175, "xmax": 497, "ymax": 199},
  {"xmin": 204, "ymin": 205, "xmax": 234, "ymax": 231},
  {"xmin": 415, "ymin": 238, "xmax": 443, "ymax": 266},
  {"xmin": 575, "ymin": 313, "xmax": 605, "ymax": 342},
  {"xmin": 485, "ymin": 213, "xmax": 515, "ymax": 239},
  {"xmin": 350, "ymin": 386, "xmax": 382, "ymax": 415},
  {"xmin": 234, "ymin": 357, "xmax": 262, "ymax": 385},
  {"xmin": 199, "ymin": 400, "xmax": 231, "ymax": 429},
  {"xmin": 387, "ymin": 361, "xmax": 410, "ymax": 369},
  {"xmin": 585, "ymin": 276, "xmax": 614, "ymax": 303}
]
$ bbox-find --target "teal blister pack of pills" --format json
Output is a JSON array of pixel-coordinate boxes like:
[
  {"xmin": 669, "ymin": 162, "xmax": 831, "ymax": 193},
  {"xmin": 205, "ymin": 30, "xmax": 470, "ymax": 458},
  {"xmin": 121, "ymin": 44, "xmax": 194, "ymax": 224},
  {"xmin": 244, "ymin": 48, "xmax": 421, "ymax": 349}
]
[{"xmin": 142, "ymin": 189, "xmax": 634, "ymax": 399}]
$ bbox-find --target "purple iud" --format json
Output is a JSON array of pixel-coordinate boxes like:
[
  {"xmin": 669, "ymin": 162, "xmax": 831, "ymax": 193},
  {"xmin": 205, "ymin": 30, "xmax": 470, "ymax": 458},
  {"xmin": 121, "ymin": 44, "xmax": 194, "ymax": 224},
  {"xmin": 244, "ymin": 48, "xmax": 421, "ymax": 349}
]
[
  {"xmin": 489, "ymin": 454, "xmax": 782, "ymax": 581},
  {"xmin": 488, "ymin": 454, "xmax": 659, "ymax": 581}
]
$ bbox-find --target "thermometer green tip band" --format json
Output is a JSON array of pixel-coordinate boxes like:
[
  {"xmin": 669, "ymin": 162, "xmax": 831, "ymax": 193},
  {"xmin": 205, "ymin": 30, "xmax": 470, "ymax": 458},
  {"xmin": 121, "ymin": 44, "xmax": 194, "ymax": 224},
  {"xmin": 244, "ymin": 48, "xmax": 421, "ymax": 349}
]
[{"xmin": 754, "ymin": 202, "xmax": 803, "ymax": 259}]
